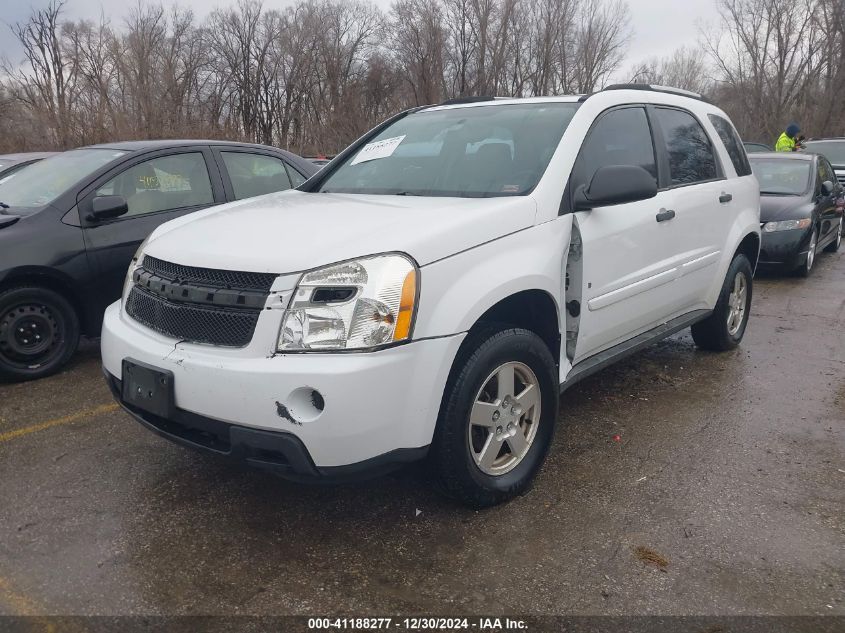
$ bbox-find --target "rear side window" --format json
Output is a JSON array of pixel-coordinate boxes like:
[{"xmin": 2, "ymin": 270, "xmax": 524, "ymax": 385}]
[
  {"xmin": 653, "ymin": 108, "xmax": 718, "ymax": 186},
  {"xmin": 573, "ymin": 107, "xmax": 657, "ymax": 192},
  {"xmin": 708, "ymin": 114, "xmax": 752, "ymax": 177},
  {"xmin": 221, "ymin": 152, "xmax": 292, "ymax": 200}
]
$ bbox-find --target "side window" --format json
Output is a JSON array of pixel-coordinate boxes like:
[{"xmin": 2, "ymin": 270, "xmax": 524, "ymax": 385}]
[
  {"xmin": 819, "ymin": 159, "xmax": 836, "ymax": 189},
  {"xmin": 285, "ymin": 163, "xmax": 307, "ymax": 187},
  {"xmin": 221, "ymin": 152, "xmax": 292, "ymax": 200},
  {"xmin": 708, "ymin": 114, "xmax": 752, "ymax": 177},
  {"xmin": 573, "ymin": 107, "xmax": 657, "ymax": 192},
  {"xmin": 95, "ymin": 153, "xmax": 213, "ymax": 218},
  {"xmin": 653, "ymin": 108, "xmax": 718, "ymax": 186}
]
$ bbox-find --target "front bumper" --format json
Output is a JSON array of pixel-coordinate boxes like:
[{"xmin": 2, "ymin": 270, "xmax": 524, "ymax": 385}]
[
  {"xmin": 101, "ymin": 301, "xmax": 464, "ymax": 472},
  {"xmin": 758, "ymin": 227, "xmax": 812, "ymax": 268}
]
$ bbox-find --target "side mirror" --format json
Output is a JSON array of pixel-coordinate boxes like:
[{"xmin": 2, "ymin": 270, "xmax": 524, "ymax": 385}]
[
  {"xmin": 821, "ymin": 180, "xmax": 834, "ymax": 197},
  {"xmin": 89, "ymin": 195, "xmax": 128, "ymax": 221},
  {"xmin": 574, "ymin": 165, "xmax": 658, "ymax": 211}
]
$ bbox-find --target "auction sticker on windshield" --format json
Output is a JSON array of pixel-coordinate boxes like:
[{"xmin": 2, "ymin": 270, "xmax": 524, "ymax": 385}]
[{"xmin": 351, "ymin": 135, "xmax": 406, "ymax": 166}]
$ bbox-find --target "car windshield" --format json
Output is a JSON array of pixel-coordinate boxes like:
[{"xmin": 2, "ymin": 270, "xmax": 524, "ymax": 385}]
[
  {"xmin": 750, "ymin": 158, "xmax": 811, "ymax": 196},
  {"xmin": 317, "ymin": 102, "xmax": 580, "ymax": 197},
  {"xmin": 803, "ymin": 141, "xmax": 845, "ymax": 166},
  {"xmin": 0, "ymin": 148, "xmax": 126, "ymax": 212}
]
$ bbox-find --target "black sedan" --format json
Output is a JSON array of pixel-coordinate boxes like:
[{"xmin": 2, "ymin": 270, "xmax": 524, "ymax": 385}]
[
  {"xmin": 749, "ymin": 152, "xmax": 844, "ymax": 276},
  {"xmin": 0, "ymin": 140, "xmax": 317, "ymax": 381}
]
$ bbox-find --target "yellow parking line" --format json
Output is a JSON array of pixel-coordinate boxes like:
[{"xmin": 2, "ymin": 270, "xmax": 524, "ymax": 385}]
[
  {"xmin": 0, "ymin": 576, "xmax": 39, "ymax": 615},
  {"xmin": 0, "ymin": 403, "xmax": 119, "ymax": 444}
]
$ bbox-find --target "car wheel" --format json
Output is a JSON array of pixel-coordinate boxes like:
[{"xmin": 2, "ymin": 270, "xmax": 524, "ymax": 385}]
[
  {"xmin": 0, "ymin": 286, "xmax": 80, "ymax": 382},
  {"xmin": 798, "ymin": 226, "xmax": 818, "ymax": 277},
  {"xmin": 431, "ymin": 326, "xmax": 559, "ymax": 508},
  {"xmin": 824, "ymin": 217, "xmax": 842, "ymax": 253},
  {"xmin": 691, "ymin": 254, "xmax": 753, "ymax": 352}
]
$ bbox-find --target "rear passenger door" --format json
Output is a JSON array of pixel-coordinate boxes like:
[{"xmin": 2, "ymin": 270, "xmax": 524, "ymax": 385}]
[
  {"xmin": 213, "ymin": 148, "xmax": 308, "ymax": 201},
  {"xmin": 572, "ymin": 106, "xmax": 687, "ymax": 361},
  {"xmin": 648, "ymin": 107, "xmax": 730, "ymax": 309},
  {"xmin": 79, "ymin": 147, "xmax": 225, "ymax": 316}
]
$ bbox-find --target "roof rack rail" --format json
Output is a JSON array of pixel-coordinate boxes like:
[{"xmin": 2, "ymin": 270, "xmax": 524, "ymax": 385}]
[
  {"xmin": 600, "ymin": 83, "xmax": 709, "ymax": 102},
  {"xmin": 437, "ymin": 96, "xmax": 497, "ymax": 106}
]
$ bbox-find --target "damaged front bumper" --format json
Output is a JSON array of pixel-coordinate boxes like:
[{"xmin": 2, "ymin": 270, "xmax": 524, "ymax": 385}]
[{"xmin": 101, "ymin": 301, "xmax": 464, "ymax": 476}]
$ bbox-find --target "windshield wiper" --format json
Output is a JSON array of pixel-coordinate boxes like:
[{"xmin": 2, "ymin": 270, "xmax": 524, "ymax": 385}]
[{"xmin": 0, "ymin": 202, "xmax": 9, "ymax": 209}]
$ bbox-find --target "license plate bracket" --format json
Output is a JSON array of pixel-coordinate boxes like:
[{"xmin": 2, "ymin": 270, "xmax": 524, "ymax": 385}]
[{"xmin": 122, "ymin": 359, "xmax": 174, "ymax": 418}]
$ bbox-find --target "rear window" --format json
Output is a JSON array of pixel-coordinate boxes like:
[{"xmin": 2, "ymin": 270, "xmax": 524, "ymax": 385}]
[{"xmin": 709, "ymin": 114, "xmax": 752, "ymax": 177}]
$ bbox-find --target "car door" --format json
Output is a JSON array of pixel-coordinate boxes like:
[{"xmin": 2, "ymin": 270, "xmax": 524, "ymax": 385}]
[
  {"xmin": 571, "ymin": 105, "xmax": 687, "ymax": 361},
  {"xmin": 648, "ymin": 107, "xmax": 732, "ymax": 310},
  {"xmin": 212, "ymin": 147, "xmax": 308, "ymax": 201},
  {"xmin": 79, "ymin": 147, "xmax": 225, "ymax": 317},
  {"xmin": 816, "ymin": 157, "xmax": 841, "ymax": 246}
]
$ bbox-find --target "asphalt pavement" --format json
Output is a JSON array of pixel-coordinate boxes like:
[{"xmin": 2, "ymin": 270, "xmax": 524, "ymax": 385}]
[{"xmin": 0, "ymin": 254, "xmax": 842, "ymax": 619}]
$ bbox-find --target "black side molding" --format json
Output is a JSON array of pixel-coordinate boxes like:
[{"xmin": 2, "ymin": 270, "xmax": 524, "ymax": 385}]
[{"xmin": 561, "ymin": 309, "xmax": 712, "ymax": 393}]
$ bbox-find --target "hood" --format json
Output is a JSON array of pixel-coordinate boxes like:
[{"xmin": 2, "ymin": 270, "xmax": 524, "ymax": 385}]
[
  {"xmin": 144, "ymin": 191, "xmax": 537, "ymax": 273},
  {"xmin": 759, "ymin": 195, "xmax": 814, "ymax": 222}
]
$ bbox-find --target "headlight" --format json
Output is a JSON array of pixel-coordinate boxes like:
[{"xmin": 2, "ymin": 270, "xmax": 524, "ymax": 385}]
[
  {"xmin": 278, "ymin": 253, "xmax": 418, "ymax": 352},
  {"xmin": 762, "ymin": 218, "xmax": 812, "ymax": 232}
]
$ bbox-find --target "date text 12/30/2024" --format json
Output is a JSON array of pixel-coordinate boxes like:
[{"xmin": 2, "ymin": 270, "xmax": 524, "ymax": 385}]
[{"xmin": 307, "ymin": 618, "xmax": 528, "ymax": 631}]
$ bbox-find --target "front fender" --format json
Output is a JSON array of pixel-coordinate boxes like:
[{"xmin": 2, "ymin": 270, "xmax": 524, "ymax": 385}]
[{"xmin": 414, "ymin": 217, "xmax": 571, "ymax": 340}]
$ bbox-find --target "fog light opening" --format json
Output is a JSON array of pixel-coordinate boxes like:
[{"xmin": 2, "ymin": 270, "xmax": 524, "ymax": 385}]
[{"xmin": 284, "ymin": 386, "xmax": 326, "ymax": 424}]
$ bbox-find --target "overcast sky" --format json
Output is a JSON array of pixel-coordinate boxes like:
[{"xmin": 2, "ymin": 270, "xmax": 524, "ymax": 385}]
[{"xmin": 0, "ymin": 0, "xmax": 722, "ymax": 77}]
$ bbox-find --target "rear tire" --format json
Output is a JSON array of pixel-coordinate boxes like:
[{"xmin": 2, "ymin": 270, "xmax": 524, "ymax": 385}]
[
  {"xmin": 431, "ymin": 325, "xmax": 559, "ymax": 508},
  {"xmin": 824, "ymin": 217, "xmax": 842, "ymax": 253},
  {"xmin": 0, "ymin": 286, "xmax": 80, "ymax": 382},
  {"xmin": 691, "ymin": 254, "xmax": 753, "ymax": 352}
]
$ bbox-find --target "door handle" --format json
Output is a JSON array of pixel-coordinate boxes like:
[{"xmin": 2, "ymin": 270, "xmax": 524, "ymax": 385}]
[
  {"xmin": 656, "ymin": 209, "xmax": 676, "ymax": 222},
  {"xmin": 719, "ymin": 192, "xmax": 733, "ymax": 203}
]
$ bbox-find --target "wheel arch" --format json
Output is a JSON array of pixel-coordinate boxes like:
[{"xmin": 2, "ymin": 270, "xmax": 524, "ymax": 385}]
[
  {"xmin": 0, "ymin": 267, "xmax": 89, "ymax": 334},
  {"xmin": 734, "ymin": 231, "xmax": 760, "ymax": 272},
  {"xmin": 463, "ymin": 289, "xmax": 561, "ymax": 370}
]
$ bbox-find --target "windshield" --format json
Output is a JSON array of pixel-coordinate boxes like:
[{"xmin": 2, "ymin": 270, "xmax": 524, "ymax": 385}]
[
  {"xmin": 750, "ymin": 158, "xmax": 811, "ymax": 195},
  {"xmin": 0, "ymin": 149, "xmax": 127, "ymax": 212},
  {"xmin": 317, "ymin": 103, "xmax": 580, "ymax": 197},
  {"xmin": 803, "ymin": 141, "xmax": 845, "ymax": 166}
]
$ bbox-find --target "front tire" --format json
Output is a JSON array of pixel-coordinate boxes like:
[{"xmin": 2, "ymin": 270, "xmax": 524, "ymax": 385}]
[
  {"xmin": 431, "ymin": 326, "xmax": 559, "ymax": 508},
  {"xmin": 691, "ymin": 254, "xmax": 753, "ymax": 352},
  {"xmin": 0, "ymin": 286, "xmax": 80, "ymax": 382}
]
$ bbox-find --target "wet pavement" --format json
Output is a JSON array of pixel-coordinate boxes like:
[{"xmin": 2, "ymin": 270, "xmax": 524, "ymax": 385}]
[{"xmin": 0, "ymin": 255, "xmax": 843, "ymax": 618}]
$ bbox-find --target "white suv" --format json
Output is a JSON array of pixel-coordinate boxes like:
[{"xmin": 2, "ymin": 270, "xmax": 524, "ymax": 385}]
[{"xmin": 102, "ymin": 86, "xmax": 761, "ymax": 507}]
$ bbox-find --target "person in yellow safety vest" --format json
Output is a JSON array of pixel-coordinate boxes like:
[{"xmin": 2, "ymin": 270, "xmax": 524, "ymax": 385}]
[{"xmin": 775, "ymin": 123, "xmax": 801, "ymax": 152}]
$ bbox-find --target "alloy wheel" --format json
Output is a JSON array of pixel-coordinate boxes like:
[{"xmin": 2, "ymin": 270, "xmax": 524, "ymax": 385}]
[
  {"xmin": 468, "ymin": 361, "xmax": 541, "ymax": 476},
  {"xmin": 726, "ymin": 271, "xmax": 748, "ymax": 337},
  {"xmin": 807, "ymin": 228, "xmax": 818, "ymax": 272}
]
